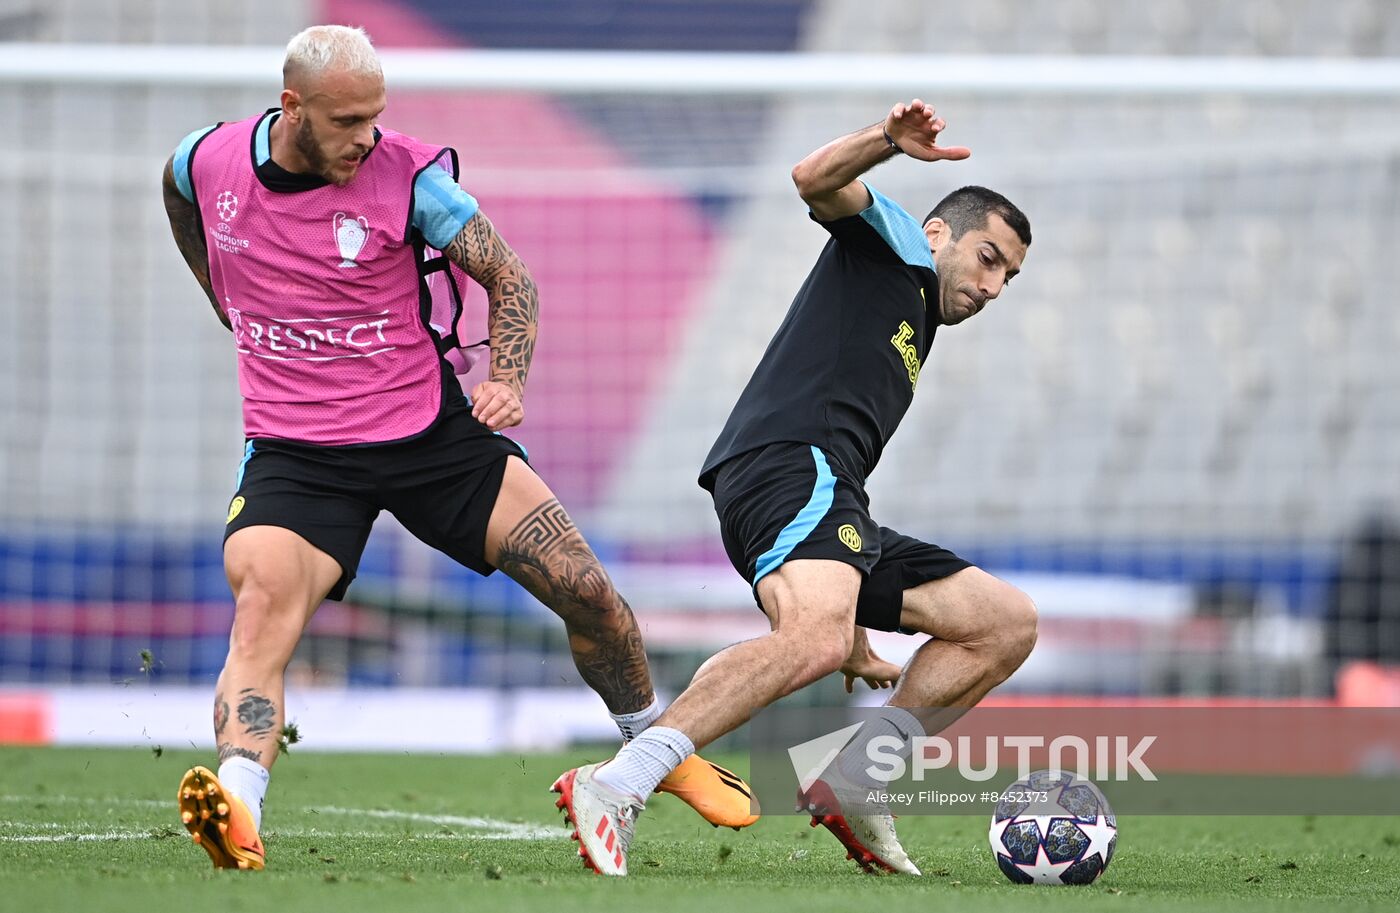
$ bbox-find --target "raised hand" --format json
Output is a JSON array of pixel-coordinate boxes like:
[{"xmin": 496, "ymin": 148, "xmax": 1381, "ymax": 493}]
[{"xmin": 884, "ymin": 98, "xmax": 971, "ymax": 163}]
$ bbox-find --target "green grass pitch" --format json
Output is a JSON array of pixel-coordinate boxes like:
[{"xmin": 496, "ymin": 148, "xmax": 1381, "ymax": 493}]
[{"xmin": 2, "ymin": 746, "xmax": 1397, "ymax": 912}]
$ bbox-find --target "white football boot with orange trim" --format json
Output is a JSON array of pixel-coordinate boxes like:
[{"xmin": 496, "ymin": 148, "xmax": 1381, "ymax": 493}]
[
  {"xmin": 799, "ymin": 779, "xmax": 919, "ymax": 875},
  {"xmin": 551, "ymin": 763, "xmax": 644, "ymax": 876}
]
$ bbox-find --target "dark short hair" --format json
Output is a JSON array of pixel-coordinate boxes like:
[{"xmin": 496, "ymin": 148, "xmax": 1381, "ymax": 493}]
[{"xmin": 923, "ymin": 186, "xmax": 1031, "ymax": 247}]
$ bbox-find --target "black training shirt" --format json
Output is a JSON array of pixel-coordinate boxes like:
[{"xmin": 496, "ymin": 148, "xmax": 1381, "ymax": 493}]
[{"xmin": 700, "ymin": 184, "xmax": 941, "ymax": 486}]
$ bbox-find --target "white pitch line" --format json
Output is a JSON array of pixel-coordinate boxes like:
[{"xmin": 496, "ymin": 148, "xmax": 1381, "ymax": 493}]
[
  {"xmin": 1, "ymin": 830, "xmax": 154, "ymax": 843},
  {"xmin": 0, "ymin": 828, "xmax": 559, "ymax": 843},
  {"xmin": 315, "ymin": 805, "xmax": 558, "ymax": 839},
  {"xmin": 0, "ymin": 794, "xmax": 559, "ymax": 841},
  {"xmin": 0, "ymin": 794, "xmax": 166, "ymax": 808}
]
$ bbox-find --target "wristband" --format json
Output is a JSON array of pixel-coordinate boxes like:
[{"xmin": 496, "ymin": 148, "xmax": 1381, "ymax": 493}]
[{"xmin": 883, "ymin": 127, "xmax": 903, "ymax": 155}]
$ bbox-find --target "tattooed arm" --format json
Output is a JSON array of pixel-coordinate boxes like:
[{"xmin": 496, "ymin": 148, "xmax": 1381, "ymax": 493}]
[
  {"xmin": 443, "ymin": 212, "xmax": 539, "ymax": 431},
  {"xmin": 162, "ymin": 156, "xmax": 230, "ymax": 330}
]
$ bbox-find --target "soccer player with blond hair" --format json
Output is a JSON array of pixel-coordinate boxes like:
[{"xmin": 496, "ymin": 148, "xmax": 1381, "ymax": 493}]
[{"xmin": 163, "ymin": 24, "xmax": 754, "ymax": 870}]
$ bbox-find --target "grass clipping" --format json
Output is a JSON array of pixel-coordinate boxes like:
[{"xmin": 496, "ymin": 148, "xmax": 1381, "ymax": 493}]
[{"xmin": 279, "ymin": 721, "xmax": 302, "ymax": 756}]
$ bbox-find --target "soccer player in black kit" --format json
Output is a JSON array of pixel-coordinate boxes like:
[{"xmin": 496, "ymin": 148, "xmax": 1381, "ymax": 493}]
[{"xmin": 552, "ymin": 99, "xmax": 1036, "ymax": 876}]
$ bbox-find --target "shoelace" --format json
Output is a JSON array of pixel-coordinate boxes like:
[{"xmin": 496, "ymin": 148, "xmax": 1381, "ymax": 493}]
[{"xmin": 613, "ymin": 802, "xmax": 644, "ymax": 855}]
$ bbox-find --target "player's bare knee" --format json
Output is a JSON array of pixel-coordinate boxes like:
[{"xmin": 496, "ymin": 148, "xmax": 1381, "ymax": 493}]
[
  {"xmin": 805, "ymin": 622, "xmax": 855, "ymax": 682},
  {"xmin": 552, "ymin": 557, "xmax": 627, "ymax": 628},
  {"xmin": 227, "ymin": 586, "xmax": 300, "ymax": 669},
  {"xmin": 578, "ymin": 564, "xmax": 623, "ymax": 619},
  {"xmin": 991, "ymin": 590, "xmax": 1038, "ymax": 679}
]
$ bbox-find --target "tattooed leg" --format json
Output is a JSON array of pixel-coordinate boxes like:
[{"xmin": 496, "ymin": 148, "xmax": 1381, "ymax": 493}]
[
  {"xmin": 214, "ymin": 526, "xmax": 342, "ymax": 770},
  {"xmin": 212, "ymin": 691, "xmax": 261, "ymax": 764},
  {"xmin": 212, "ymin": 687, "xmax": 279, "ymax": 764},
  {"xmin": 211, "ymin": 677, "xmax": 282, "ymax": 767},
  {"xmin": 486, "ymin": 460, "xmax": 654, "ymax": 714}
]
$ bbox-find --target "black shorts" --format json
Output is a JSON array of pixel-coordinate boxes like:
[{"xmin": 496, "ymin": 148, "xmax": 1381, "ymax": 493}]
[
  {"xmin": 223, "ymin": 403, "xmax": 528, "ymax": 600},
  {"xmin": 704, "ymin": 442, "xmax": 972, "ymax": 633}
]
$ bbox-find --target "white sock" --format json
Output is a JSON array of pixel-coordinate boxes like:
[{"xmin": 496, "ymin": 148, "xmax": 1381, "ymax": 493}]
[
  {"xmin": 610, "ymin": 697, "xmax": 662, "ymax": 741},
  {"xmin": 836, "ymin": 707, "xmax": 925, "ymax": 790},
  {"xmin": 217, "ymin": 756, "xmax": 270, "ymax": 831},
  {"xmin": 593, "ymin": 726, "xmax": 694, "ymax": 802}
]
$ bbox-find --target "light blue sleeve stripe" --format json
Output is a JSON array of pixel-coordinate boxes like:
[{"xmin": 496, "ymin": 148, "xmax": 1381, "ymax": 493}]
[
  {"xmin": 235, "ymin": 440, "xmax": 255, "ymax": 489},
  {"xmin": 413, "ymin": 164, "xmax": 480, "ymax": 249},
  {"xmin": 860, "ymin": 184, "xmax": 935, "ymax": 269},
  {"xmin": 752, "ymin": 446, "xmax": 837, "ymax": 585},
  {"xmin": 171, "ymin": 125, "xmax": 216, "ymax": 203},
  {"xmin": 254, "ymin": 115, "xmax": 273, "ymax": 165}
]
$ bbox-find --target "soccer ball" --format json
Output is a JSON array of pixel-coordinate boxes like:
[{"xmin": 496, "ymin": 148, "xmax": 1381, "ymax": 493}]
[{"xmin": 988, "ymin": 769, "xmax": 1117, "ymax": 885}]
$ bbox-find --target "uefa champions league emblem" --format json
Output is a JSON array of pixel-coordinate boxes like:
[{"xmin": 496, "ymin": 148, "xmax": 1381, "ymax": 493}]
[
  {"xmin": 215, "ymin": 190, "xmax": 238, "ymax": 221},
  {"xmin": 333, "ymin": 212, "xmax": 369, "ymax": 268}
]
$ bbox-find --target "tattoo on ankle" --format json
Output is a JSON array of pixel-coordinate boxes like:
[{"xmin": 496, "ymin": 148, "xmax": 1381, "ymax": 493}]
[
  {"xmin": 213, "ymin": 693, "xmax": 230, "ymax": 736},
  {"xmin": 237, "ymin": 693, "xmax": 276, "ymax": 736},
  {"xmin": 495, "ymin": 500, "xmax": 652, "ymax": 710},
  {"xmin": 217, "ymin": 742, "xmax": 262, "ymax": 764}
]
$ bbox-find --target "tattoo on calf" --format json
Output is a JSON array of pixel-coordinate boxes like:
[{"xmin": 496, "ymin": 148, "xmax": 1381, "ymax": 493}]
[
  {"xmin": 217, "ymin": 742, "xmax": 262, "ymax": 764},
  {"xmin": 237, "ymin": 692, "xmax": 277, "ymax": 736},
  {"xmin": 567, "ymin": 598, "xmax": 652, "ymax": 715},
  {"xmin": 495, "ymin": 500, "xmax": 653, "ymax": 711}
]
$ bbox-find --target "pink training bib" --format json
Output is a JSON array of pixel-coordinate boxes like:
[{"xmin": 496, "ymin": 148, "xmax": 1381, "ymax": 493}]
[{"xmin": 191, "ymin": 112, "xmax": 461, "ymax": 445}]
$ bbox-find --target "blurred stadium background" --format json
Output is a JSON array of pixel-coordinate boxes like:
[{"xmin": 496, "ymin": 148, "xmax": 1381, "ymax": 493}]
[{"xmin": 2, "ymin": 0, "xmax": 1400, "ymax": 752}]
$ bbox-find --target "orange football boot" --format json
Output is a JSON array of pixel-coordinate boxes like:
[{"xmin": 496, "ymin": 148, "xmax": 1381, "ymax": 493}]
[
  {"xmin": 177, "ymin": 765, "xmax": 265, "ymax": 870},
  {"xmin": 655, "ymin": 754, "xmax": 760, "ymax": 830}
]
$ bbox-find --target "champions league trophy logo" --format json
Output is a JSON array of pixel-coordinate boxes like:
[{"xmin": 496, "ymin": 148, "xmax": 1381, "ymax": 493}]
[{"xmin": 333, "ymin": 212, "xmax": 369, "ymax": 268}]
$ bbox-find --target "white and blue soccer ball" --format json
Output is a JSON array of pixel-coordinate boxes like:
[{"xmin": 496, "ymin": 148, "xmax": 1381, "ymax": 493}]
[{"xmin": 988, "ymin": 769, "xmax": 1117, "ymax": 885}]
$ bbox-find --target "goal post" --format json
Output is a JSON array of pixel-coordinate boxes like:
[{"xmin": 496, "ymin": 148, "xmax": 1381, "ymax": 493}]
[{"xmin": 4, "ymin": 43, "xmax": 1400, "ymax": 95}]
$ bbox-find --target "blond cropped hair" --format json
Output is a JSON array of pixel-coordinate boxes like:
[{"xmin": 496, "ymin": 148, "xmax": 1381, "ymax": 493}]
[{"xmin": 283, "ymin": 25, "xmax": 381, "ymax": 86}]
